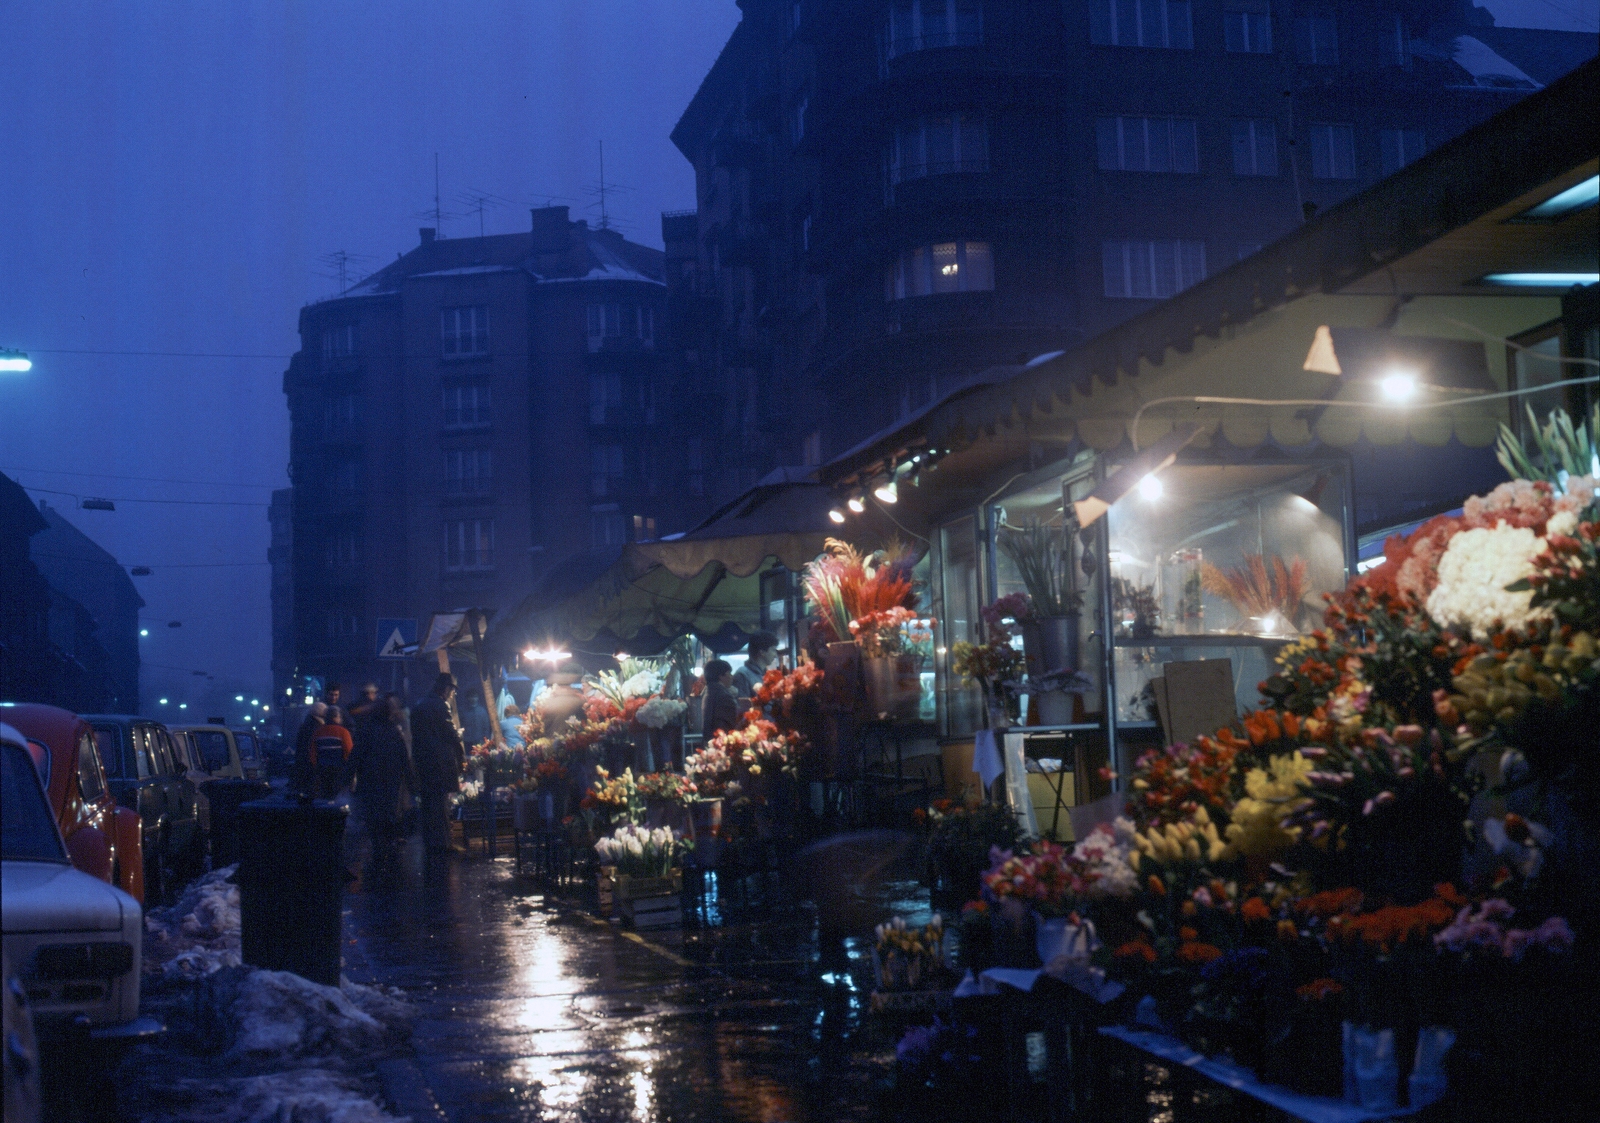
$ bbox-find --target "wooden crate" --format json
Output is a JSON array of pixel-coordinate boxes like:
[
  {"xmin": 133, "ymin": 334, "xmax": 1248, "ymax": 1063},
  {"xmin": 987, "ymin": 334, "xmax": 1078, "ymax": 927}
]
[
  {"xmin": 597, "ymin": 866, "xmax": 616, "ymax": 917},
  {"xmin": 615, "ymin": 870, "xmax": 684, "ymax": 929}
]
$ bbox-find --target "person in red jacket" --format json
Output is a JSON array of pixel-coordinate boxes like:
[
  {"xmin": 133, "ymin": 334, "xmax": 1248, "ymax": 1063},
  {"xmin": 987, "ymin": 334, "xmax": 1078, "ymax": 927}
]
[{"xmin": 309, "ymin": 707, "xmax": 355, "ymax": 799}]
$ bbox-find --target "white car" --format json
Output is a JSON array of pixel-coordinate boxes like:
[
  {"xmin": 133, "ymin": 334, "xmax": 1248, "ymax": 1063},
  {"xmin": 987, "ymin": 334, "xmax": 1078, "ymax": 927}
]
[{"xmin": 1, "ymin": 723, "xmax": 157, "ymax": 1042}]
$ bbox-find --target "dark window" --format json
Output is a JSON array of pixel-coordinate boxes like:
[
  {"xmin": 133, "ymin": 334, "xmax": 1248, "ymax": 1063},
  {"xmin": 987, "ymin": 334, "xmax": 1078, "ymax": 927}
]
[
  {"xmin": 76, "ymin": 733, "xmax": 106, "ymax": 802},
  {"xmin": 1230, "ymin": 119, "xmax": 1278, "ymax": 176},
  {"xmin": 1102, "ymin": 239, "xmax": 1207, "ymax": 299},
  {"xmin": 1096, "ymin": 116, "xmax": 1198, "ymax": 173},
  {"xmin": 191, "ymin": 731, "xmax": 232, "ymax": 772},
  {"xmin": 440, "ymin": 306, "xmax": 489, "ymax": 358},
  {"xmin": 444, "ymin": 449, "xmax": 492, "ymax": 496},
  {"xmin": 321, "ymin": 324, "xmax": 357, "ymax": 361},
  {"xmin": 323, "ymin": 393, "xmax": 358, "ymax": 432},
  {"xmin": 1089, "ymin": 0, "xmax": 1193, "ymax": 49},
  {"xmin": 1378, "ymin": 12, "xmax": 1408, "ymax": 67},
  {"xmin": 591, "ymin": 444, "xmax": 625, "ymax": 497},
  {"xmin": 589, "ymin": 372, "xmax": 623, "ymax": 422},
  {"xmin": 92, "ymin": 726, "xmax": 120, "ymax": 779},
  {"xmin": 332, "ymin": 458, "xmax": 362, "ymax": 494},
  {"xmin": 1309, "ymin": 123, "xmax": 1356, "ymax": 178},
  {"xmin": 1295, "ymin": 15, "xmax": 1339, "ymax": 65},
  {"xmin": 327, "ymin": 529, "xmax": 360, "ymax": 568},
  {"xmin": 2, "ymin": 743, "xmax": 67, "ymax": 862},
  {"xmin": 1224, "ymin": 3, "xmax": 1272, "ymax": 53},
  {"xmin": 585, "ymin": 305, "xmax": 653, "ymax": 352},
  {"xmin": 888, "ymin": 115, "xmax": 989, "ymax": 186},
  {"xmin": 887, "ymin": 0, "xmax": 982, "ymax": 58},
  {"xmin": 590, "ymin": 507, "xmax": 626, "ymax": 547},
  {"xmin": 442, "ymin": 384, "xmax": 491, "ymax": 429},
  {"xmin": 444, "ymin": 519, "xmax": 495, "ymax": 571},
  {"xmin": 1379, "ymin": 128, "xmax": 1425, "ymax": 175}
]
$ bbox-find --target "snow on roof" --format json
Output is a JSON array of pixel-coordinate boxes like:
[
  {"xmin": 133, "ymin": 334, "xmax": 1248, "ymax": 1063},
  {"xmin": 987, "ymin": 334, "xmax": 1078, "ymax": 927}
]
[
  {"xmin": 411, "ymin": 264, "xmax": 521, "ymax": 278},
  {"xmin": 1453, "ymin": 36, "xmax": 1542, "ymax": 89},
  {"xmin": 538, "ymin": 236, "xmax": 665, "ymax": 286}
]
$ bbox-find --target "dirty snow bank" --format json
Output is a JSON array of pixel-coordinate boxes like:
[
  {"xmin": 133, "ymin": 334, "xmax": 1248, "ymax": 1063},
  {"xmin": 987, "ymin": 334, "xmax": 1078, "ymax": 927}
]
[
  {"xmin": 228, "ymin": 969, "xmax": 413, "ymax": 1062},
  {"xmin": 144, "ymin": 864, "xmax": 243, "ymax": 979},
  {"xmin": 123, "ymin": 1066, "xmax": 406, "ymax": 1123}
]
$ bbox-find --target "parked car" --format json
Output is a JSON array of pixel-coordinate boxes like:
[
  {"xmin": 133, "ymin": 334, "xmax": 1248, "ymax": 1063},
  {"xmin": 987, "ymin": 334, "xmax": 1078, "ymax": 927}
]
[
  {"xmin": 3, "ymin": 723, "xmax": 161, "ymax": 1121},
  {"xmin": 81, "ymin": 715, "xmax": 203, "ymax": 904},
  {"xmin": 3, "ymin": 937, "xmax": 42, "ymax": 1123},
  {"xmin": 231, "ymin": 728, "xmax": 265, "ymax": 780},
  {"xmin": 169, "ymin": 724, "xmax": 259, "ymax": 781},
  {"xmin": 0, "ymin": 705, "xmax": 143, "ymax": 905}
]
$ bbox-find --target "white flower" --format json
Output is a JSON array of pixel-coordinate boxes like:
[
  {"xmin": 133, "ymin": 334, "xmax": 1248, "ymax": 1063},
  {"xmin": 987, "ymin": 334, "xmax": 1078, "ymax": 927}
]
[
  {"xmin": 637, "ymin": 697, "xmax": 688, "ymax": 729},
  {"xmin": 1425, "ymin": 522, "xmax": 1550, "ymax": 640},
  {"xmin": 1547, "ymin": 509, "xmax": 1578, "ymax": 537}
]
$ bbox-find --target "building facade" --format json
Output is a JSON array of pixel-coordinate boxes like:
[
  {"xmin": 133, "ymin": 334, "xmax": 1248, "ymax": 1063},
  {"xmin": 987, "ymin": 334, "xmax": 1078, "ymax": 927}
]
[
  {"xmin": 282, "ymin": 209, "xmax": 703, "ymax": 690},
  {"xmin": 670, "ymin": 0, "xmax": 1591, "ymax": 485}
]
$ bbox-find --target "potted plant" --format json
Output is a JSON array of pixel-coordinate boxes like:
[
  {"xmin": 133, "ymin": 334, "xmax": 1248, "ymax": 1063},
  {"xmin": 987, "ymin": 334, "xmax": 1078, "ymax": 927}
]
[{"xmin": 998, "ymin": 522, "xmax": 1084, "ymax": 724}]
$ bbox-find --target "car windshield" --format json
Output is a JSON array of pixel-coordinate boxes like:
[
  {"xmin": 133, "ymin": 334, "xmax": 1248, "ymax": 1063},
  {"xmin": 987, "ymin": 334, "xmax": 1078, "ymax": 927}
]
[
  {"xmin": 235, "ymin": 732, "xmax": 259, "ymax": 760},
  {"xmin": 2, "ymin": 742, "xmax": 68, "ymax": 862}
]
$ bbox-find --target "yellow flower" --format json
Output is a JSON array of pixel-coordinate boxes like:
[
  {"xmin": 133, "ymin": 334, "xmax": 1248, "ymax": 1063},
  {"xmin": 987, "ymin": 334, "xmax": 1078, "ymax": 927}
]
[{"xmin": 1224, "ymin": 753, "xmax": 1312, "ymax": 859}]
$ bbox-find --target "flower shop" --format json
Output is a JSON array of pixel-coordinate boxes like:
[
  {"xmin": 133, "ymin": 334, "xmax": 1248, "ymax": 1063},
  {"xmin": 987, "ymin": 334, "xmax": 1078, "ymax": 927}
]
[{"xmin": 808, "ymin": 68, "xmax": 1599, "ymax": 1121}]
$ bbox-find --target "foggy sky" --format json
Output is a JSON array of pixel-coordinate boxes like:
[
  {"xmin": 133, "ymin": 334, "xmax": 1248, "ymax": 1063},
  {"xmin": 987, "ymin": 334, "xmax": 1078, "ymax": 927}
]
[
  {"xmin": 0, "ymin": 0, "xmax": 741, "ymax": 711},
  {"xmin": 0, "ymin": 0, "xmax": 1589, "ymax": 712}
]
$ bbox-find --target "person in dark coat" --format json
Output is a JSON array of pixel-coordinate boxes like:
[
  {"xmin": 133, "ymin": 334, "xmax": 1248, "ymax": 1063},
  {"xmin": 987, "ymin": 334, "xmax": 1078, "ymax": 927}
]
[
  {"xmin": 412, "ymin": 672, "xmax": 465, "ymax": 854},
  {"xmin": 701, "ymin": 660, "xmax": 741, "ymax": 739},
  {"xmin": 348, "ymin": 694, "xmax": 418, "ymax": 880}
]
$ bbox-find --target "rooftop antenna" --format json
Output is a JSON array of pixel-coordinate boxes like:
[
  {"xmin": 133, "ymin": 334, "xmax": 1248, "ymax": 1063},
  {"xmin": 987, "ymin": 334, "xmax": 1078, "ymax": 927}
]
[
  {"xmin": 456, "ymin": 189, "xmax": 507, "ymax": 238},
  {"xmin": 316, "ymin": 250, "xmax": 377, "ymax": 295},
  {"xmin": 585, "ymin": 142, "xmax": 632, "ymax": 232}
]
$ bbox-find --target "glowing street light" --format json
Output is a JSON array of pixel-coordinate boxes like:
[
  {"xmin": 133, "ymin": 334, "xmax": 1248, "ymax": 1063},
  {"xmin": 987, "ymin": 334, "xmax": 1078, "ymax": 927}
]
[
  {"xmin": 0, "ymin": 349, "xmax": 31, "ymax": 373},
  {"xmin": 523, "ymin": 646, "xmax": 572, "ymax": 665}
]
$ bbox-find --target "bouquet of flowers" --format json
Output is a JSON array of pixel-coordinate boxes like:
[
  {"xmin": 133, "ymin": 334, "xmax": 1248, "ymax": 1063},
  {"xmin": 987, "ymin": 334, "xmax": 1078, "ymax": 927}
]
[
  {"xmin": 590, "ymin": 766, "xmax": 644, "ymax": 825},
  {"xmin": 800, "ymin": 538, "xmax": 920, "ymax": 643},
  {"xmin": 707, "ymin": 719, "xmax": 805, "ymax": 776},
  {"xmin": 849, "ymin": 606, "xmax": 922, "ymax": 657},
  {"xmin": 635, "ymin": 696, "xmax": 688, "ymax": 729},
  {"xmin": 749, "ymin": 664, "xmax": 823, "ymax": 719},
  {"xmin": 874, "ymin": 914, "xmax": 947, "ymax": 991},
  {"xmin": 683, "ymin": 740, "xmax": 737, "ymax": 797},
  {"xmin": 982, "ymin": 842, "xmax": 1082, "ymax": 917},
  {"xmin": 594, "ymin": 824, "xmax": 691, "ymax": 878},
  {"xmin": 634, "ymin": 770, "xmax": 698, "ymax": 806}
]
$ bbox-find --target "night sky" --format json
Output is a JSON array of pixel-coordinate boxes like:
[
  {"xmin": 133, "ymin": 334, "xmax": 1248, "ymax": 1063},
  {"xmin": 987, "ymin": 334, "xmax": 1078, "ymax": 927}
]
[{"xmin": 0, "ymin": 0, "xmax": 1590, "ymax": 711}]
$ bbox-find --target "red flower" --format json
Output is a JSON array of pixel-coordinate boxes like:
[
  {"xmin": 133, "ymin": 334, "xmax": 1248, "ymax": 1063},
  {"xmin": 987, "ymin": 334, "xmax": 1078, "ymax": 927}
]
[
  {"xmin": 1296, "ymin": 978, "xmax": 1343, "ymax": 1002},
  {"xmin": 1177, "ymin": 941, "xmax": 1223, "ymax": 965},
  {"xmin": 1114, "ymin": 940, "xmax": 1157, "ymax": 963},
  {"xmin": 1241, "ymin": 897, "xmax": 1272, "ymax": 923}
]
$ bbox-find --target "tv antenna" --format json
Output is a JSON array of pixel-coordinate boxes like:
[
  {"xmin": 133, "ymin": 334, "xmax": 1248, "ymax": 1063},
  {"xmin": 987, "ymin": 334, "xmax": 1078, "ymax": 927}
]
[
  {"xmin": 455, "ymin": 189, "xmax": 507, "ymax": 238},
  {"xmin": 316, "ymin": 250, "xmax": 377, "ymax": 294},
  {"xmin": 585, "ymin": 141, "xmax": 633, "ymax": 232}
]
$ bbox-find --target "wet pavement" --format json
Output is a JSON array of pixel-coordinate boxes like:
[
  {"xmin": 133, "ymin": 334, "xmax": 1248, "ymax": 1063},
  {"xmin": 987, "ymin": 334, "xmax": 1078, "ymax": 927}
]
[{"xmin": 341, "ymin": 844, "xmax": 937, "ymax": 1123}]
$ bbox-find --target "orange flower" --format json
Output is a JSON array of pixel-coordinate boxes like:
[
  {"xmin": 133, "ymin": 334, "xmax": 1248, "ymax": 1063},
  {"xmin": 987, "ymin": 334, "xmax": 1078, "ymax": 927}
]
[
  {"xmin": 1241, "ymin": 898, "xmax": 1272, "ymax": 923},
  {"xmin": 1295, "ymin": 887, "xmax": 1363, "ymax": 919},
  {"xmin": 1177, "ymin": 941, "xmax": 1224, "ymax": 965},
  {"xmin": 1180, "ymin": 900, "xmax": 1198, "ymax": 917},
  {"xmin": 1296, "ymin": 978, "xmax": 1343, "ymax": 1002},
  {"xmin": 1243, "ymin": 710, "xmax": 1282, "ymax": 745},
  {"xmin": 1147, "ymin": 875, "xmax": 1166, "ymax": 896},
  {"xmin": 1277, "ymin": 919, "xmax": 1300, "ymax": 942},
  {"xmin": 1179, "ymin": 926, "xmax": 1198, "ymax": 941},
  {"xmin": 1114, "ymin": 940, "xmax": 1157, "ymax": 963}
]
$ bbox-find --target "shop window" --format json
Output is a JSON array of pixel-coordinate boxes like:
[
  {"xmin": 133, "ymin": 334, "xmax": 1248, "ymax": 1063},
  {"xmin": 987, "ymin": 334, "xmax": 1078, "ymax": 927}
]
[
  {"xmin": 1230, "ymin": 118, "xmax": 1278, "ymax": 176},
  {"xmin": 1224, "ymin": 2, "xmax": 1271, "ymax": 53},
  {"xmin": 888, "ymin": 115, "xmax": 989, "ymax": 187},
  {"xmin": 1309, "ymin": 123, "xmax": 1357, "ymax": 179},
  {"xmin": 444, "ymin": 449, "xmax": 491, "ymax": 496},
  {"xmin": 886, "ymin": 0, "xmax": 982, "ymax": 58},
  {"xmin": 442, "ymin": 383, "xmax": 491, "ymax": 429},
  {"xmin": 321, "ymin": 323, "xmax": 358, "ymax": 361},
  {"xmin": 444, "ymin": 519, "xmax": 494, "ymax": 571},
  {"xmin": 1295, "ymin": 15, "xmax": 1339, "ymax": 65},
  {"xmin": 1102, "ymin": 239, "xmax": 1207, "ymax": 299},
  {"xmin": 440, "ymin": 306, "xmax": 489, "ymax": 358},
  {"xmin": 1089, "ymin": 0, "xmax": 1193, "ymax": 49},
  {"xmin": 885, "ymin": 240, "xmax": 995, "ymax": 300},
  {"xmin": 1379, "ymin": 128, "xmax": 1425, "ymax": 176},
  {"xmin": 1096, "ymin": 116, "xmax": 1198, "ymax": 173}
]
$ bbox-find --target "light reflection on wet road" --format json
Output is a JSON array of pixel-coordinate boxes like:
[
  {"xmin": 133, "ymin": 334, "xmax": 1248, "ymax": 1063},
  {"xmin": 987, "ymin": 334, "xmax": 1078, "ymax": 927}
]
[{"xmin": 342, "ymin": 851, "xmax": 932, "ymax": 1122}]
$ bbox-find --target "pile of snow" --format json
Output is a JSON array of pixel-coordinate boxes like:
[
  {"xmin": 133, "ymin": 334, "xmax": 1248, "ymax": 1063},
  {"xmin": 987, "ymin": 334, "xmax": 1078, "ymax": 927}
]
[
  {"xmin": 144, "ymin": 865, "xmax": 243, "ymax": 979},
  {"xmin": 230, "ymin": 970, "xmax": 413, "ymax": 1062},
  {"xmin": 130, "ymin": 1068, "xmax": 407, "ymax": 1123}
]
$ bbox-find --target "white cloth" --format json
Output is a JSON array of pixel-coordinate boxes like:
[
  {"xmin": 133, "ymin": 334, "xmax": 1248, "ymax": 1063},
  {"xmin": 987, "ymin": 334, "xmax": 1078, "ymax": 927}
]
[{"xmin": 972, "ymin": 729, "xmax": 1004, "ymax": 789}]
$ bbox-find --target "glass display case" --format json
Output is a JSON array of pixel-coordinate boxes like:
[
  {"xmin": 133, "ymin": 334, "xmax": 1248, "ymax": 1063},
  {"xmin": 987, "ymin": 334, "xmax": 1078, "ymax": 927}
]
[{"xmin": 1103, "ymin": 458, "xmax": 1354, "ymax": 721}]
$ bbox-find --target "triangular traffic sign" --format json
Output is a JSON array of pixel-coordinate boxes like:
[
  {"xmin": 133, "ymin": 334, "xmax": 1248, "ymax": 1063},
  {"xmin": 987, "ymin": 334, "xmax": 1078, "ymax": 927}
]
[{"xmin": 379, "ymin": 628, "xmax": 408, "ymax": 658}]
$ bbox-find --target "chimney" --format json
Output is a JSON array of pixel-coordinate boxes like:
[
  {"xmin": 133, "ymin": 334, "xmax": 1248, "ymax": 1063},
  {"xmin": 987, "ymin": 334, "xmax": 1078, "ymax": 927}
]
[
  {"xmin": 529, "ymin": 205, "xmax": 569, "ymax": 253},
  {"xmin": 419, "ymin": 227, "xmax": 436, "ymax": 245}
]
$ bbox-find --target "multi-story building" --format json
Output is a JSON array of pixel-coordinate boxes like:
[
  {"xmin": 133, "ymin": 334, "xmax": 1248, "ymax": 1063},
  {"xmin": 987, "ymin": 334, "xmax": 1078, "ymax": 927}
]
[
  {"xmin": 268, "ymin": 487, "xmax": 295, "ymax": 708},
  {"xmin": 282, "ymin": 208, "xmax": 691, "ymax": 690},
  {"xmin": 670, "ymin": 0, "xmax": 1595, "ymax": 485}
]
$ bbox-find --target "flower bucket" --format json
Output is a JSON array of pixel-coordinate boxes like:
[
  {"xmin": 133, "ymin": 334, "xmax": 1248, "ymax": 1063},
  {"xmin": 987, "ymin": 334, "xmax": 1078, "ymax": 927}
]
[
  {"xmin": 1021, "ymin": 615, "xmax": 1079, "ymax": 679},
  {"xmin": 645, "ymin": 798, "xmax": 695, "ymax": 840},
  {"xmin": 1035, "ymin": 914, "xmax": 1070, "ymax": 967},
  {"xmin": 688, "ymin": 798, "xmax": 722, "ymax": 866},
  {"xmin": 864, "ymin": 654, "xmax": 922, "ymax": 720},
  {"xmin": 616, "ymin": 869, "xmax": 684, "ymax": 929}
]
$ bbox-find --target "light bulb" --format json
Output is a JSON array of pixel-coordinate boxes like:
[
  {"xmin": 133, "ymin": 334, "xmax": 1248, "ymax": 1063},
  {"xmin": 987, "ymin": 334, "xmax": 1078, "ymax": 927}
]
[
  {"xmin": 874, "ymin": 480, "xmax": 898, "ymax": 504},
  {"xmin": 847, "ymin": 494, "xmax": 865, "ymax": 513},
  {"xmin": 1379, "ymin": 370, "xmax": 1419, "ymax": 402},
  {"xmin": 829, "ymin": 508, "xmax": 847, "ymax": 524},
  {"xmin": 1137, "ymin": 474, "xmax": 1163, "ymax": 501}
]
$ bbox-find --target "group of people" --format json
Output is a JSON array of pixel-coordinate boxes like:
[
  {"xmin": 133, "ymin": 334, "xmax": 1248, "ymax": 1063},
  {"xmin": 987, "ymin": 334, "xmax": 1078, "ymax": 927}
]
[
  {"xmin": 293, "ymin": 673, "xmax": 469, "ymax": 872},
  {"xmin": 700, "ymin": 630, "xmax": 781, "ymax": 740}
]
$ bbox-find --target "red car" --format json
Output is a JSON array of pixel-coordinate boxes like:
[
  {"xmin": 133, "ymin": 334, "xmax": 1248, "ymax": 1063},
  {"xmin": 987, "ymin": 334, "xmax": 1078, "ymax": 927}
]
[{"xmin": 0, "ymin": 703, "xmax": 144, "ymax": 904}]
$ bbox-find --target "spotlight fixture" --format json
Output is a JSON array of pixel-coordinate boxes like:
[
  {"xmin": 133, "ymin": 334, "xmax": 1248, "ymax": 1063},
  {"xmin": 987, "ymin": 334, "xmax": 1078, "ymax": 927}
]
[
  {"xmin": 847, "ymin": 493, "xmax": 865, "ymax": 513},
  {"xmin": 1137, "ymin": 474, "xmax": 1163, "ymax": 501},
  {"xmin": 1378, "ymin": 369, "xmax": 1420, "ymax": 402},
  {"xmin": 1071, "ymin": 424, "xmax": 1200, "ymax": 529},
  {"xmin": 829, "ymin": 507, "xmax": 847, "ymax": 524},
  {"xmin": 874, "ymin": 479, "xmax": 898, "ymax": 504}
]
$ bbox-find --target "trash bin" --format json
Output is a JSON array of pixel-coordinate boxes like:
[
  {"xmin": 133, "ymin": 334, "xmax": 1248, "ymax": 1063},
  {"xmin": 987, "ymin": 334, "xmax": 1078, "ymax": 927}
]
[
  {"xmin": 202, "ymin": 778, "xmax": 271, "ymax": 868},
  {"xmin": 237, "ymin": 793, "xmax": 348, "ymax": 986}
]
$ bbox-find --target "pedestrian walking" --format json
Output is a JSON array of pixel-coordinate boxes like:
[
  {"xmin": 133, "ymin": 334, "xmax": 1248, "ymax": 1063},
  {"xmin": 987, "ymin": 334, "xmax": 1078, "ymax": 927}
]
[
  {"xmin": 348, "ymin": 694, "xmax": 418, "ymax": 882},
  {"xmin": 310, "ymin": 708, "xmax": 354, "ymax": 799},
  {"xmin": 292, "ymin": 701, "xmax": 327, "ymax": 794},
  {"xmin": 412, "ymin": 673, "xmax": 466, "ymax": 854}
]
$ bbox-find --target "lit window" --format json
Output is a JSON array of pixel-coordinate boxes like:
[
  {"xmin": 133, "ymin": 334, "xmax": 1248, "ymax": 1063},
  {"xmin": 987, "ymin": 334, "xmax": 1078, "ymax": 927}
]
[
  {"xmin": 440, "ymin": 306, "xmax": 489, "ymax": 358},
  {"xmin": 1230, "ymin": 119, "xmax": 1278, "ymax": 176},
  {"xmin": 1089, "ymin": 0, "xmax": 1193, "ymax": 49},
  {"xmin": 1224, "ymin": 3, "xmax": 1271, "ymax": 53},
  {"xmin": 1379, "ymin": 128, "xmax": 1425, "ymax": 176},
  {"xmin": 1309, "ymin": 123, "xmax": 1356, "ymax": 179},
  {"xmin": 1096, "ymin": 116, "xmax": 1198, "ymax": 173},
  {"xmin": 886, "ymin": 0, "xmax": 982, "ymax": 58},
  {"xmin": 321, "ymin": 324, "xmax": 357, "ymax": 361},
  {"xmin": 1295, "ymin": 16, "xmax": 1339, "ymax": 65},
  {"xmin": 442, "ymin": 384, "xmax": 491, "ymax": 429},
  {"xmin": 444, "ymin": 519, "xmax": 494, "ymax": 571},
  {"xmin": 888, "ymin": 115, "xmax": 989, "ymax": 187},
  {"xmin": 443, "ymin": 449, "xmax": 492, "ymax": 496},
  {"xmin": 885, "ymin": 240, "xmax": 995, "ymax": 299},
  {"xmin": 1102, "ymin": 239, "xmax": 1207, "ymax": 299}
]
